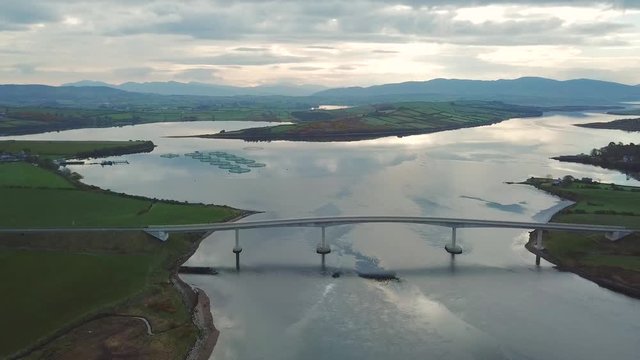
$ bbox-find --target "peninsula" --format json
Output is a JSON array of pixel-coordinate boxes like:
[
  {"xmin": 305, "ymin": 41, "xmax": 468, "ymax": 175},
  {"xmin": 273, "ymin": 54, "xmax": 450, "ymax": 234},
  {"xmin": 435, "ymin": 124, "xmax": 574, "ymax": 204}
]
[
  {"xmin": 575, "ymin": 118, "xmax": 640, "ymax": 132},
  {"xmin": 524, "ymin": 177, "xmax": 640, "ymax": 298},
  {"xmin": 552, "ymin": 142, "xmax": 640, "ymax": 181},
  {"xmin": 188, "ymin": 101, "xmax": 543, "ymax": 142}
]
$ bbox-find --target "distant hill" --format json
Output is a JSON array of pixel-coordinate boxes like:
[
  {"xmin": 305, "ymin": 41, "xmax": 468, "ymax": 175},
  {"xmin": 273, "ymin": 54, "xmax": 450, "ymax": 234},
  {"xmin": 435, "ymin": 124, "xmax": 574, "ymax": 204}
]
[
  {"xmin": 313, "ymin": 77, "xmax": 640, "ymax": 105},
  {"xmin": 0, "ymin": 84, "xmax": 143, "ymax": 106},
  {"xmin": 63, "ymin": 80, "xmax": 326, "ymax": 97}
]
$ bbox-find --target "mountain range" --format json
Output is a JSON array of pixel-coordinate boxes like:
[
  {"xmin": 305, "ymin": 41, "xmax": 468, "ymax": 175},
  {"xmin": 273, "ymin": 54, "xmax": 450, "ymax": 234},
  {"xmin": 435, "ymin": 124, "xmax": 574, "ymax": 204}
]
[
  {"xmin": 313, "ymin": 77, "xmax": 640, "ymax": 105},
  {"xmin": 1, "ymin": 77, "xmax": 639, "ymax": 107},
  {"xmin": 63, "ymin": 80, "xmax": 326, "ymax": 97}
]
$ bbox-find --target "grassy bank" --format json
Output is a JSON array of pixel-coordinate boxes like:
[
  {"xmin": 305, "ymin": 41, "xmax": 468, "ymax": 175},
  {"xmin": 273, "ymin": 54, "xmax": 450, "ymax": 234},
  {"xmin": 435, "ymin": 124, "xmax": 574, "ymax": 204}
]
[
  {"xmin": 0, "ymin": 232, "xmax": 204, "ymax": 359},
  {"xmin": 0, "ymin": 141, "xmax": 242, "ymax": 358},
  {"xmin": 0, "ymin": 106, "xmax": 294, "ymax": 136},
  {"xmin": 524, "ymin": 177, "xmax": 640, "ymax": 297},
  {"xmin": 0, "ymin": 139, "xmax": 155, "ymax": 159},
  {"xmin": 0, "ymin": 163, "xmax": 240, "ymax": 228},
  {"xmin": 195, "ymin": 101, "xmax": 542, "ymax": 142}
]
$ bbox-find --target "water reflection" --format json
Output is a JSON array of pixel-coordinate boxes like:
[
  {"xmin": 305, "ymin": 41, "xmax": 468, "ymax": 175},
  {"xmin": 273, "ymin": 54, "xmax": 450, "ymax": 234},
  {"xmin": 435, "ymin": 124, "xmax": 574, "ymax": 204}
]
[{"xmin": 3, "ymin": 112, "xmax": 640, "ymax": 360}]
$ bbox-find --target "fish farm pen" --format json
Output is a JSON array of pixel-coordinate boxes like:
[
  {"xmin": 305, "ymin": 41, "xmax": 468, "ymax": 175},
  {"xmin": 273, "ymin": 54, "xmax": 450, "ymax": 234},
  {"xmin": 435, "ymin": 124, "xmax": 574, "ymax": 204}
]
[{"xmin": 178, "ymin": 150, "xmax": 267, "ymax": 174}]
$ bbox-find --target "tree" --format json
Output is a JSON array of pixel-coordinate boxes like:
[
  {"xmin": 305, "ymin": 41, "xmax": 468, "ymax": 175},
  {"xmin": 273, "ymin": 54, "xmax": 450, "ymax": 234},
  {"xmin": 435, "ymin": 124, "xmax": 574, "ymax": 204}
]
[{"xmin": 561, "ymin": 175, "xmax": 574, "ymax": 186}]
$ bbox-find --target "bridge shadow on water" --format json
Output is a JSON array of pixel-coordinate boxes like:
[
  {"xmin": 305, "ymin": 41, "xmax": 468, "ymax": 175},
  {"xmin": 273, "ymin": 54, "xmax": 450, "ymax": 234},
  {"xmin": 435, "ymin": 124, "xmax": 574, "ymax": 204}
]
[{"xmin": 191, "ymin": 260, "xmax": 551, "ymax": 280}]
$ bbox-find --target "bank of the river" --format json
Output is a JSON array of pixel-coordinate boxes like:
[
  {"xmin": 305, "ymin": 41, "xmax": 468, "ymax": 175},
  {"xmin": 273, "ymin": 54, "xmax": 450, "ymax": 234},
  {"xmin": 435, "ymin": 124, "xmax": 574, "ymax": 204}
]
[
  {"xmin": 182, "ymin": 101, "xmax": 543, "ymax": 142},
  {"xmin": 0, "ymin": 140, "xmax": 249, "ymax": 359},
  {"xmin": 575, "ymin": 118, "xmax": 640, "ymax": 132},
  {"xmin": 552, "ymin": 143, "xmax": 640, "ymax": 181},
  {"xmin": 0, "ymin": 139, "xmax": 155, "ymax": 159},
  {"xmin": 523, "ymin": 177, "xmax": 640, "ymax": 299}
]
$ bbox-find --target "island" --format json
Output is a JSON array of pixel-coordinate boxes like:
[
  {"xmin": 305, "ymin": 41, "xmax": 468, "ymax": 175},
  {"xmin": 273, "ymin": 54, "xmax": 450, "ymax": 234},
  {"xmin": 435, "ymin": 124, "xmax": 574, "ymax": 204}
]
[
  {"xmin": 552, "ymin": 142, "xmax": 640, "ymax": 180},
  {"xmin": 0, "ymin": 141, "xmax": 249, "ymax": 359},
  {"xmin": 575, "ymin": 118, "xmax": 640, "ymax": 132},
  {"xmin": 523, "ymin": 176, "xmax": 640, "ymax": 298},
  {"xmin": 186, "ymin": 101, "xmax": 543, "ymax": 142}
]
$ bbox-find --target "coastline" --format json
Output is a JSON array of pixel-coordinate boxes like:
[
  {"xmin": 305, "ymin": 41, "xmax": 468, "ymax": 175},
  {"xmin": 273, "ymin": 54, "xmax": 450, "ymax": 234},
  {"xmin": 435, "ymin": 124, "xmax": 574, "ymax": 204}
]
[
  {"xmin": 522, "ymin": 184, "xmax": 640, "ymax": 300},
  {"xmin": 525, "ymin": 234, "xmax": 640, "ymax": 299},
  {"xmin": 178, "ymin": 210, "xmax": 258, "ymax": 360},
  {"xmin": 178, "ymin": 117, "xmax": 529, "ymax": 142}
]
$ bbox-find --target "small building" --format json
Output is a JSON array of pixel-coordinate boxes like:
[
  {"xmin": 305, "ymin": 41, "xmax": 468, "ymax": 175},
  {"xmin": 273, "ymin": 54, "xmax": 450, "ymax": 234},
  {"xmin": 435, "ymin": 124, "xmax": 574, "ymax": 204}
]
[{"xmin": 581, "ymin": 177, "xmax": 593, "ymax": 183}]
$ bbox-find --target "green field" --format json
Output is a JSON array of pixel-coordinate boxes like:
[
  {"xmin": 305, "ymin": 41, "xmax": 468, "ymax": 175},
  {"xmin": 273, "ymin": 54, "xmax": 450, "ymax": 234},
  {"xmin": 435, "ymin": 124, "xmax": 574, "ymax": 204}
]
[
  {"xmin": 0, "ymin": 162, "xmax": 73, "ymax": 188},
  {"xmin": 0, "ymin": 141, "xmax": 240, "ymax": 357},
  {"xmin": 0, "ymin": 163, "xmax": 238, "ymax": 228},
  {"xmin": 0, "ymin": 105, "xmax": 295, "ymax": 136},
  {"xmin": 0, "ymin": 249, "xmax": 157, "ymax": 356},
  {"xmin": 525, "ymin": 177, "xmax": 640, "ymax": 287},
  {"xmin": 203, "ymin": 101, "xmax": 543, "ymax": 141},
  {"xmin": 0, "ymin": 139, "xmax": 154, "ymax": 159},
  {"xmin": 0, "ymin": 232, "xmax": 202, "ymax": 359}
]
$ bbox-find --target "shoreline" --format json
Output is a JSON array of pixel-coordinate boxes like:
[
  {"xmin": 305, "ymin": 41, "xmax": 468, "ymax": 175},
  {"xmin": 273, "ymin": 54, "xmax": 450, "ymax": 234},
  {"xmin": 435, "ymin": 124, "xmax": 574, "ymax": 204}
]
[
  {"xmin": 175, "ymin": 117, "xmax": 525, "ymax": 142},
  {"xmin": 522, "ymin": 183, "xmax": 640, "ymax": 300},
  {"xmin": 178, "ymin": 210, "xmax": 258, "ymax": 360},
  {"xmin": 524, "ymin": 235, "xmax": 640, "ymax": 299}
]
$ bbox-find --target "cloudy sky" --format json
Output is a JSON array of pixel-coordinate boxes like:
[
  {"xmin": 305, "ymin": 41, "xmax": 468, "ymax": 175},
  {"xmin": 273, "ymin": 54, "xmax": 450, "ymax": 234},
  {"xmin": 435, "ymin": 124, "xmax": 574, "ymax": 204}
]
[{"xmin": 1, "ymin": 0, "xmax": 639, "ymax": 87}]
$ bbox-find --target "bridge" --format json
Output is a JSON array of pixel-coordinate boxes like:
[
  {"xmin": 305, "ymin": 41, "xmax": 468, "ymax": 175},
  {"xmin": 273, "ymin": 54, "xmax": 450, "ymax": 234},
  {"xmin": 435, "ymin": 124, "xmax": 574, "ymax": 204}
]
[{"xmin": 3, "ymin": 216, "xmax": 637, "ymax": 269}]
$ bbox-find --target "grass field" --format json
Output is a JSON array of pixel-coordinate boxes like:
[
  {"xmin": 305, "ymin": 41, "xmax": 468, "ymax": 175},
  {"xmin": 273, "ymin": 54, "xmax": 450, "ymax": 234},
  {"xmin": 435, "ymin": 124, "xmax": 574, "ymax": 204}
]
[
  {"xmin": 0, "ymin": 139, "xmax": 153, "ymax": 159},
  {"xmin": 0, "ymin": 163, "xmax": 238, "ymax": 228},
  {"xmin": 525, "ymin": 177, "xmax": 640, "ymax": 292},
  {"xmin": 205, "ymin": 101, "xmax": 542, "ymax": 141},
  {"xmin": 0, "ymin": 143, "xmax": 240, "ymax": 357},
  {"xmin": 0, "ymin": 162, "xmax": 74, "ymax": 188},
  {"xmin": 0, "ymin": 232, "xmax": 202, "ymax": 359},
  {"xmin": 0, "ymin": 105, "xmax": 294, "ymax": 136},
  {"xmin": 0, "ymin": 249, "xmax": 158, "ymax": 356},
  {"xmin": 0, "ymin": 187, "xmax": 237, "ymax": 228}
]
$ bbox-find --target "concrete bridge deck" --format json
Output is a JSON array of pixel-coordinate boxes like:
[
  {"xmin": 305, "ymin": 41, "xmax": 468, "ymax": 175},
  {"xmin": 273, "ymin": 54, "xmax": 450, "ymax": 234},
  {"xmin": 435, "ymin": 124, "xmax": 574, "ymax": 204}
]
[{"xmin": 2, "ymin": 216, "xmax": 637, "ymax": 269}]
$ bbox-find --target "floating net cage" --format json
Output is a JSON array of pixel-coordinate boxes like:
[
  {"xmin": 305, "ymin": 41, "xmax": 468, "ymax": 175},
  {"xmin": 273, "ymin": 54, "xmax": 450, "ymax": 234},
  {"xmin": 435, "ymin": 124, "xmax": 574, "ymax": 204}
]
[{"xmin": 184, "ymin": 150, "xmax": 265, "ymax": 173}]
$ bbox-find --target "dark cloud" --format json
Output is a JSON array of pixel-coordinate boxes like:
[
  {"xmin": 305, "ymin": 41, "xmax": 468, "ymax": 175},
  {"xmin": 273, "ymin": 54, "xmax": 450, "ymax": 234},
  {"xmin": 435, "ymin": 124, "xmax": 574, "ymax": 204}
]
[
  {"xmin": 234, "ymin": 47, "xmax": 268, "ymax": 52},
  {"xmin": 334, "ymin": 65, "xmax": 359, "ymax": 71},
  {"xmin": 306, "ymin": 45, "xmax": 336, "ymax": 50},
  {"xmin": 99, "ymin": 0, "xmax": 635, "ymax": 47},
  {"xmin": 289, "ymin": 66, "xmax": 324, "ymax": 71},
  {"xmin": 0, "ymin": 1, "xmax": 59, "ymax": 25}
]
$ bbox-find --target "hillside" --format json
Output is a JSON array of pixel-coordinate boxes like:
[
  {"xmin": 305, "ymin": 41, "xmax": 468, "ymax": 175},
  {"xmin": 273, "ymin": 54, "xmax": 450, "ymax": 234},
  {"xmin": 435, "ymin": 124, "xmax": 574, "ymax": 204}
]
[
  {"xmin": 313, "ymin": 77, "xmax": 640, "ymax": 106},
  {"xmin": 63, "ymin": 81, "xmax": 326, "ymax": 97}
]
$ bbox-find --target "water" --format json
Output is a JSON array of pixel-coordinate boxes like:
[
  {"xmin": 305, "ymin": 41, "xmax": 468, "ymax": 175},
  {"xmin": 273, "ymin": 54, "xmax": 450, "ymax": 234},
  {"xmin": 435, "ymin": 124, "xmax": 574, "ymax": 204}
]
[{"xmin": 5, "ymin": 113, "xmax": 640, "ymax": 359}]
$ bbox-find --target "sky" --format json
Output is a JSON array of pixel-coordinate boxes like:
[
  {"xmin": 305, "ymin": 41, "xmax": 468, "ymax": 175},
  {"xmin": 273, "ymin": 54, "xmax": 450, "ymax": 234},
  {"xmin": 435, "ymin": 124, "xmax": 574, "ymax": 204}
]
[{"xmin": 1, "ymin": 0, "xmax": 639, "ymax": 87}]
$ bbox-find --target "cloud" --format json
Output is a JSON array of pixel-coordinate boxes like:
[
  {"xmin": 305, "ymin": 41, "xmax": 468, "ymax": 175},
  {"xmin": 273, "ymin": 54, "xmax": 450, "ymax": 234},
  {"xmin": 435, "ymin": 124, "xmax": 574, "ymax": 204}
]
[
  {"xmin": 175, "ymin": 68, "xmax": 220, "ymax": 82},
  {"xmin": 289, "ymin": 66, "xmax": 324, "ymax": 71},
  {"xmin": 176, "ymin": 53, "xmax": 312, "ymax": 66},
  {"xmin": 306, "ymin": 45, "xmax": 336, "ymax": 50},
  {"xmin": 233, "ymin": 47, "xmax": 268, "ymax": 52},
  {"xmin": 0, "ymin": 1, "xmax": 59, "ymax": 28},
  {"xmin": 112, "ymin": 67, "xmax": 155, "ymax": 78},
  {"xmin": 0, "ymin": 0, "xmax": 639, "ymax": 85}
]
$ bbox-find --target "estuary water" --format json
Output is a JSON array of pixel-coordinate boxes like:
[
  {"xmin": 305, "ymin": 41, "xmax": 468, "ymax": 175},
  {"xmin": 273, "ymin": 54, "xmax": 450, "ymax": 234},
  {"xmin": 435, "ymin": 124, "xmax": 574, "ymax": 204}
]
[{"xmin": 5, "ymin": 112, "xmax": 640, "ymax": 360}]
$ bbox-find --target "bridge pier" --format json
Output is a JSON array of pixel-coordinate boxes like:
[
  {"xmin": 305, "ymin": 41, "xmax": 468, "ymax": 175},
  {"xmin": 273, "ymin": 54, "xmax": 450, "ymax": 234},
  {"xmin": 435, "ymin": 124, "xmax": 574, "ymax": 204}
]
[
  {"xmin": 445, "ymin": 227, "xmax": 463, "ymax": 255},
  {"xmin": 316, "ymin": 226, "xmax": 331, "ymax": 270},
  {"xmin": 233, "ymin": 229, "xmax": 243, "ymax": 271},
  {"xmin": 535, "ymin": 229, "xmax": 544, "ymax": 266}
]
